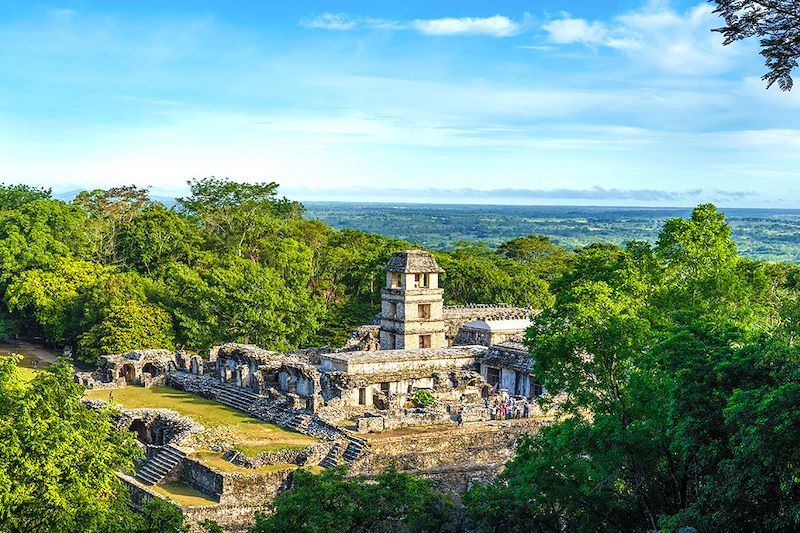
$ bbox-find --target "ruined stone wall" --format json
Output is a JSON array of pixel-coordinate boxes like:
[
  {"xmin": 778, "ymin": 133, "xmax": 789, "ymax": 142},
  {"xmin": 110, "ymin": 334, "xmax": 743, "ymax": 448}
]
[
  {"xmin": 340, "ymin": 325, "xmax": 381, "ymax": 352},
  {"xmin": 218, "ymin": 469, "xmax": 294, "ymax": 506},
  {"xmin": 181, "ymin": 457, "xmax": 224, "ymax": 499},
  {"xmin": 352, "ymin": 419, "xmax": 545, "ymax": 492},
  {"xmin": 443, "ymin": 305, "xmax": 537, "ymax": 346},
  {"xmin": 226, "ymin": 443, "xmax": 331, "ymax": 469}
]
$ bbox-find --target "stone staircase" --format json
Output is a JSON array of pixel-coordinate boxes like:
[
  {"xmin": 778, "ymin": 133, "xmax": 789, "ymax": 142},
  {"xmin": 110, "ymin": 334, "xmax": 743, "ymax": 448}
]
[
  {"xmin": 319, "ymin": 442, "xmax": 343, "ymax": 468},
  {"xmin": 216, "ymin": 386, "xmax": 261, "ymax": 413},
  {"xmin": 135, "ymin": 445, "xmax": 185, "ymax": 485},
  {"xmin": 285, "ymin": 414, "xmax": 311, "ymax": 433},
  {"xmin": 168, "ymin": 373, "xmax": 371, "ymax": 463},
  {"xmin": 342, "ymin": 438, "xmax": 365, "ymax": 465}
]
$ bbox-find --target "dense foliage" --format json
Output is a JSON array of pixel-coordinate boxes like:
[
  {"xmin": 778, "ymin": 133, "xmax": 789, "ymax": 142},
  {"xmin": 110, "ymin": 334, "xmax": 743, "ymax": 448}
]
[
  {"xmin": 464, "ymin": 204, "xmax": 800, "ymax": 532},
  {"xmin": 0, "ymin": 355, "xmax": 191, "ymax": 533},
  {"xmin": 250, "ymin": 466, "xmax": 456, "ymax": 533},
  {"xmin": 0, "ymin": 179, "xmax": 557, "ymax": 362},
  {"xmin": 0, "ymin": 356, "xmax": 139, "ymax": 531}
]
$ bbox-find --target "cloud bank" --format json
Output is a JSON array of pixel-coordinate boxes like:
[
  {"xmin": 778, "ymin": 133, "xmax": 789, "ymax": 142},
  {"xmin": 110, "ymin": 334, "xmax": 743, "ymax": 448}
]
[
  {"xmin": 541, "ymin": 2, "xmax": 742, "ymax": 74},
  {"xmin": 285, "ymin": 186, "xmax": 759, "ymax": 204}
]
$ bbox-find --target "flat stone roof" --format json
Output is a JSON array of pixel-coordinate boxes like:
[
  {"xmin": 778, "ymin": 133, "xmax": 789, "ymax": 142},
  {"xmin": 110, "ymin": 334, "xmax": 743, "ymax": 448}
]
[
  {"xmin": 462, "ymin": 318, "xmax": 532, "ymax": 332},
  {"xmin": 494, "ymin": 341, "xmax": 527, "ymax": 351},
  {"xmin": 321, "ymin": 345, "xmax": 486, "ymax": 365},
  {"xmin": 383, "ymin": 250, "xmax": 444, "ymax": 273}
]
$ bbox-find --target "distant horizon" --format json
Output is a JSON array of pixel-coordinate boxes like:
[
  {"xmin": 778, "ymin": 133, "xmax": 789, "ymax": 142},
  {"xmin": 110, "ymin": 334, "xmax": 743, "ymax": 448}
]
[{"xmin": 43, "ymin": 185, "xmax": 800, "ymax": 212}]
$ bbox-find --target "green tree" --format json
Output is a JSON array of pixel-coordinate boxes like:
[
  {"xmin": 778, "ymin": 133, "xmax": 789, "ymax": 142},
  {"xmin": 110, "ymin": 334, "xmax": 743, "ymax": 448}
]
[
  {"xmin": 251, "ymin": 466, "xmax": 454, "ymax": 533},
  {"xmin": 177, "ymin": 177, "xmax": 303, "ymax": 260},
  {"xmin": 466, "ymin": 204, "xmax": 800, "ymax": 532},
  {"xmin": 436, "ymin": 242, "xmax": 554, "ymax": 309},
  {"xmin": 0, "ymin": 356, "xmax": 140, "ymax": 532},
  {"xmin": 713, "ymin": 0, "xmax": 800, "ymax": 90},
  {"xmin": 116, "ymin": 204, "xmax": 202, "ymax": 274},
  {"xmin": 73, "ymin": 185, "xmax": 153, "ymax": 265},
  {"xmin": 78, "ymin": 301, "xmax": 176, "ymax": 363},
  {"xmin": 0, "ymin": 184, "xmax": 51, "ymax": 211},
  {"xmin": 654, "ymin": 203, "xmax": 761, "ymax": 328},
  {"xmin": 158, "ymin": 257, "xmax": 322, "ymax": 351},
  {"xmin": 133, "ymin": 498, "xmax": 189, "ymax": 533},
  {"xmin": 497, "ymin": 235, "xmax": 572, "ymax": 282},
  {"xmin": 5, "ymin": 259, "xmax": 109, "ymax": 347},
  {"xmin": 0, "ymin": 199, "xmax": 88, "ymax": 284}
]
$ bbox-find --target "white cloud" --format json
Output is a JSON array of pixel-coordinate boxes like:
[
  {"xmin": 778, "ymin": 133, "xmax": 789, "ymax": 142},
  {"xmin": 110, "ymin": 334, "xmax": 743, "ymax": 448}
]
[
  {"xmin": 300, "ymin": 13, "xmax": 356, "ymax": 31},
  {"xmin": 542, "ymin": 18, "xmax": 607, "ymax": 45},
  {"xmin": 412, "ymin": 16, "xmax": 521, "ymax": 37},
  {"xmin": 300, "ymin": 13, "xmax": 523, "ymax": 37},
  {"xmin": 542, "ymin": 2, "xmax": 741, "ymax": 75}
]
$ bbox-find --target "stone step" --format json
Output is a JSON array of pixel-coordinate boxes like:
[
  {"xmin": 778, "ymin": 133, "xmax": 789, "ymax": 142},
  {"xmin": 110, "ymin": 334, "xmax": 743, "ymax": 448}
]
[
  {"xmin": 136, "ymin": 470, "xmax": 160, "ymax": 485},
  {"xmin": 135, "ymin": 446, "xmax": 184, "ymax": 486},
  {"xmin": 342, "ymin": 441, "xmax": 364, "ymax": 464},
  {"xmin": 140, "ymin": 457, "xmax": 178, "ymax": 475},
  {"xmin": 142, "ymin": 459, "xmax": 172, "ymax": 474},
  {"xmin": 219, "ymin": 387, "xmax": 261, "ymax": 402},
  {"xmin": 319, "ymin": 443, "xmax": 342, "ymax": 469}
]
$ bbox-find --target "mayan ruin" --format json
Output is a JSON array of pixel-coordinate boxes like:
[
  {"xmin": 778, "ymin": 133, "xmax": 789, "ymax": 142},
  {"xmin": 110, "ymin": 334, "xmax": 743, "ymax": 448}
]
[{"xmin": 74, "ymin": 250, "xmax": 551, "ymax": 531}]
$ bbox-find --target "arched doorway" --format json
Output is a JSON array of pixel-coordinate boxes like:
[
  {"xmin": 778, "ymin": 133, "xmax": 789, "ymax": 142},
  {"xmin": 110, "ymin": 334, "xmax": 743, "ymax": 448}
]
[
  {"xmin": 129, "ymin": 420, "xmax": 148, "ymax": 444},
  {"xmin": 142, "ymin": 362, "xmax": 158, "ymax": 377},
  {"xmin": 119, "ymin": 364, "xmax": 136, "ymax": 385}
]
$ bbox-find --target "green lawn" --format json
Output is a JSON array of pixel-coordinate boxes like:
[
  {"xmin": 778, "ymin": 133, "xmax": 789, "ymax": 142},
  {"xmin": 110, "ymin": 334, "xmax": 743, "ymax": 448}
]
[
  {"xmin": 85, "ymin": 386, "xmax": 319, "ymax": 453},
  {"xmin": 190, "ymin": 451, "xmax": 298, "ymax": 474},
  {"xmin": 151, "ymin": 482, "xmax": 218, "ymax": 507}
]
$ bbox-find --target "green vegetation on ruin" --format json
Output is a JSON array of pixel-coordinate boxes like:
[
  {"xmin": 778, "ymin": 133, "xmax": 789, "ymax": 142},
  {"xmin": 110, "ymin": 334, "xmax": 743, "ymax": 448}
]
[
  {"xmin": 84, "ymin": 386, "xmax": 318, "ymax": 454},
  {"xmin": 151, "ymin": 482, "xmax": 218, "ymax": 507}
]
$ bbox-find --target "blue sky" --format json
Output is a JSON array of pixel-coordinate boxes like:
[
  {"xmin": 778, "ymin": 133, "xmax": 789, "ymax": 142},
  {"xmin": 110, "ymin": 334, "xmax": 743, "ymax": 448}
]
[{"xmin": 1, "ymin": 0, "xmax": 799, "ymax": 206}]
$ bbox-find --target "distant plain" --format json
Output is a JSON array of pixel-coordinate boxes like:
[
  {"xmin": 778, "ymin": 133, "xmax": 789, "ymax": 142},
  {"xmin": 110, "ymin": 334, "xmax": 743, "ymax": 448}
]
[{"xmin": 305, "ymin": 202, "xmax": 800, "ymax": 262}]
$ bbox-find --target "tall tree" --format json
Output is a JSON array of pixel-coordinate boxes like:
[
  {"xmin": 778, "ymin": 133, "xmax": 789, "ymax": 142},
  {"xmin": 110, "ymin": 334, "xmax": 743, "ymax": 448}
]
[
  {"xmin": 251, "ymin": 466, "xmax": 455, "ymax": 533},
  {"xmin": 73, "ymin": 186, "xmax": 153, "ymax": 265},
  {"xmin": 0, "ymin": 200, "xmax": 89, "ymax": 284},
  {"xmin": 177, "ymin": 177, "xmax": 303, "ymax": 261}
]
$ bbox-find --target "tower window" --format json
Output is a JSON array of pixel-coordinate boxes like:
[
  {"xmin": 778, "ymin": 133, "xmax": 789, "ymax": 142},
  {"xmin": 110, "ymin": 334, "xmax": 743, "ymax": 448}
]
[
  {"xmin": 390, "ymin": 302, "xmax": 398, "ymax": 319},
  {"xmin": 418, "ymin": 304, "xmax": 431, "ymax": 319},
  {"xmin": 414, "ymin": 273, "xmax": 428, "ymax": 288},
  {"xmin": 419, "ymin": 335, "xmax": 431, "ymax": 349},
  {"xmin": 390, "ymin": 272, "xmax": 402, "ymax": 288}
]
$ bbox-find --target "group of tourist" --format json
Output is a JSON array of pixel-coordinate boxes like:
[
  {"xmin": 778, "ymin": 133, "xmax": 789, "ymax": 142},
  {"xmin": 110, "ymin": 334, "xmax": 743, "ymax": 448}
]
[{"xmin": 486, "ymin": 397, "xmax": 529, "ymax": 420}]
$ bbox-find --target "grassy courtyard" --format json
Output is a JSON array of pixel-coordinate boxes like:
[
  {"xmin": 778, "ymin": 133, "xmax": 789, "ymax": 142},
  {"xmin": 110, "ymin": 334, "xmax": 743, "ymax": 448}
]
[
  {"xmin": 151, "ymin": 482, "xmax": 218, "ymax": 507},
  {"xmin": 84, "ymin": 386, "xmax": 318, "ymax": 454}
]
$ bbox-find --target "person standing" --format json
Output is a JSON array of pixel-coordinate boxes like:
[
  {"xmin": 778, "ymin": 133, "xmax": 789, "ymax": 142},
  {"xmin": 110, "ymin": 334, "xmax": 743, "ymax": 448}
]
[{"xmin": 523, "ymin": 402, "xmax": 530, "ymax": 418}]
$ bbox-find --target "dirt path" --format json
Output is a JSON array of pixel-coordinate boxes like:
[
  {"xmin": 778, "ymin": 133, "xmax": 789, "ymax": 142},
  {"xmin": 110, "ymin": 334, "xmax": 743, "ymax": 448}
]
[{"xmin": 0, "ymin": 340, "xmax": 60, "ymax": 368}]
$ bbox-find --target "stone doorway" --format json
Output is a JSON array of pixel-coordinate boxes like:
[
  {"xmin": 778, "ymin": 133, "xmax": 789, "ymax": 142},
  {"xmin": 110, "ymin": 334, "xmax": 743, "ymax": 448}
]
[{"xmin": 119, "ymin": 363, "xmax": 136, "ymax": 385}]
